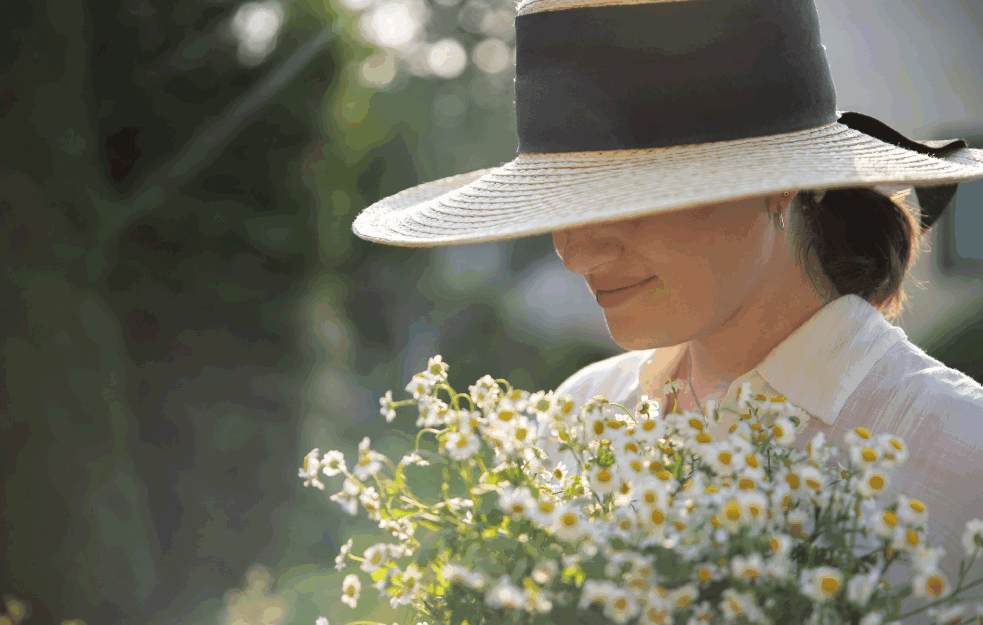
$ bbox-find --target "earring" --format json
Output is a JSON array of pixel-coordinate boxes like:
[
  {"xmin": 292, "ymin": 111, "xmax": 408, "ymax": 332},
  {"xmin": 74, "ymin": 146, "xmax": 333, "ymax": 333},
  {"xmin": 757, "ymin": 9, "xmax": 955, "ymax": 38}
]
[{"xmin": 774, "ymin": 210, "xmax": 785, "ymax": 230}]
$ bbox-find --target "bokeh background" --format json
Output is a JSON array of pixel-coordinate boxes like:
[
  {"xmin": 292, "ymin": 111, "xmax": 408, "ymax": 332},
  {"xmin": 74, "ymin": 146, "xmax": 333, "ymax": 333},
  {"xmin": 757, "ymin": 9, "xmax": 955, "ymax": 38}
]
[{"xmin": 1, "ymin": 1, "xmax": 981, "ymax": 624}]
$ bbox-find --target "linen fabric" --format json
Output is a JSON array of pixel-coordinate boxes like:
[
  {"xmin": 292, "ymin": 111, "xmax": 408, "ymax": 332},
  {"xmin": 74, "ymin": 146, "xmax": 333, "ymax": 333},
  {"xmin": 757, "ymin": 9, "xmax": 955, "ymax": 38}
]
[{"xmin": 537, "ymin": 294, "xmax": 983, "ymax": 625}]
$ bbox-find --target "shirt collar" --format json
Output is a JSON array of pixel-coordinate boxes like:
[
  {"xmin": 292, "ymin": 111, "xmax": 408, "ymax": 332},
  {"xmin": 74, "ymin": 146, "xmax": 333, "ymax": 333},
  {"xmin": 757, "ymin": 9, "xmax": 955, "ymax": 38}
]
[{"xmin": 635, "ymin": 294, "xmax": 908, "ymax": 426}]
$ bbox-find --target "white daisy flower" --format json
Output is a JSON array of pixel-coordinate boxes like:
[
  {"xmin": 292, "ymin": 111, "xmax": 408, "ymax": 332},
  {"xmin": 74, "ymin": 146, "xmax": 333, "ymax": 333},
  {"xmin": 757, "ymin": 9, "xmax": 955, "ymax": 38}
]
[
  {"xmin": 799, "ymin": 464, "xmax": 825, "ymax": 491},
  {"xmin": 588, "ymin": 462, "xmax": 623, "ymax": 496},
  {"xmin": 392, "ymin": 563, "xmax": 424, "ymax": 607},
  {"xmin": 527, "ymin": 390, "xmax": 555, "ymax": 422},
  {"xmin": 329, "ymin": 478, "xmax": 361, "ymax": 516},
  {"xmin": 379, "ymin": 389, "xmax": 396, "ymax": 422},
  {"xmin": 440, "ymin": 563, "xmax": 470, "ymax": 585},
  {"xmin": 769, "ymin": 416, "xmax": 797, "ymax": 447},
  {"xmin": 498, "ymin": 485, "xmax": 535, "ymax": 518},
  {"xmin": 433, "ymin": 497, "xmax": 474, "ymax": 513},
  {"xmin": 962, "ymin": 518, "xmax": 983, "ymax": 556},
  {"xmin": 360, "ymin": 543, "xmax": 391, "ymax": 574},
  {"xmin": 928, "ymin": 605, "xmax": 966, "ymax": 625},
  {"xmin": 444, "ymin": 430, "xmax": 480, "ymax": 461},
  {"xmin": 845, "ymin": 426, "xmax": 875, "ymax": 449},
  {"xmin": 604, "ymin": 585, "xmax": 639, "ymax": 624},
  {"xmin": 849, "ymin": 441, "xmax": 882, "ymax": 469},
  {"xmin": 668, "ymin": 582, "xmax": 699, "ymax": 612},
  {"xmin": 552, "ymin": 504, "xmax": 591, "ymax": 542},
  {"xmin": 335, "ymin": 538, "xmax": 354, "ymax": 571},
  {"xmin": 341, "ymin": 573, "xmax": 361, "ymax": 608},
  {"xmin": 664, "ymin": 378, "xmax": 685, "ymax": 397},
  {"xmin": 858, "ymin": 611, "xmax": 885, "ymax": 625},
  {"xmin": 299, "ymin": 448, "xmax": 325, "ymax": 490},
  {"xmin": 399, "ymin": 451, "xmax": 430, "ymax": 467},
  {"xmin": 546, "ymin": 394, "xmax": 578, "ymax": 429},
  {"xmin": 485, "ymin": 575, "xmax": 524, "ymax": 610},
  {"xmin": 734, "ymin": 381, "xmax": 755, "ymax": 410},
  {"xmin": 320, "ymin": 450, "xmax": 347, "ymax": 476},
  {"xmin": 465, "ymin": 569, "xmax": 488, "ymax": 590},
  {"xmin": 798, "ymin": 566, "xmax": 844, "ymax": 603},
  {"xmin": 425, "ymin": 354, "xmax": 448, "ymax": 381},
  {"xmin": 911, "ymin": 567, "xmax": 950, "ymax": 601},
  {"xmin": 316, "ymin": 617, "xmax": 329, "ymax": 625},
  {"xmin": 719, "ymin": 588, "xmax": 764, "ymax": 623},
  {"xmin": 530, "ymin": 559, "xmax": 559, "ymax": 585},
  {"xmin": 764, "ymin": 552, "xmax": 792, "ymax": 582},
  {"xmin": 731, "ymin": 552, "xmax": 766, "ymax": 582},
  {"xmin": 469, "ymin": 375, "xmax": 501, "ymax": 412},
  {"xmin": 353, "ymin": 437, "xmax": 385, "ymax": 481},
  {"xmin": 896, "ymin": 495, "xmax": 929, "ymax": 527},
  {"xmin": 854, "ymin": 468, "xmax": 891, "ymax": 499},
  {"xmin": 405, "ymin": 372, "xmax": 435, "ymax": 400},
  {"xmin": 806, "ymin": 431, "xmax": 832, "ymax": 465},
  {"xmin": 358, "ymin": 486, "xmax": 382, "ymax": 520},
  {"xmin": 846, "ymin": 567, "xmax": 881, "ymax": 607},
  {"xmin": 875, "ymin": 433, "xmax": 908, "ymax": 468},
  {"xmin": 528, "ymin": 495, "xmax": 560, "ymax": 529},
  {"xmin": 577, "ymin": 578, "xmax": 616, "ymax": 612}
]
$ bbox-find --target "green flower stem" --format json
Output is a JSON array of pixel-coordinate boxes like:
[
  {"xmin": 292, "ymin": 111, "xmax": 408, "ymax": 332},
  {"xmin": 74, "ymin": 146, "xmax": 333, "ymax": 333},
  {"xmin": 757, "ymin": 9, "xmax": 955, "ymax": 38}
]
[
  {"xmin": 415, "ymin": 427, "xmax": 442, "ymax": 453},
  {"xmin": 432, "ymin": 382, "xmax": 457, "ymax": 409},
  {"xmin": 476, "ymin": 455, "xmax": 490, "ymax": 476},
  {"xmin": 608, "ymin": 402, "xmax": 637, "ymax": 425},
  {"xmin": 955, "ymin": 546, "xmax": 980, "ymax": 591},
  {"xmin": 494, "ymin": 378, "xmax": 513, "ymax": 394}
]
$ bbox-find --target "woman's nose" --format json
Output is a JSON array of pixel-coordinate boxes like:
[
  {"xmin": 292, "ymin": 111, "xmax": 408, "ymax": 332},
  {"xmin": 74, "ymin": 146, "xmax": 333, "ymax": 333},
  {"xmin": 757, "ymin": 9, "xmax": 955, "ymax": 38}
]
[{"xmin": 552, "ymin": 226, "xmax": 623, "ymax": 276}]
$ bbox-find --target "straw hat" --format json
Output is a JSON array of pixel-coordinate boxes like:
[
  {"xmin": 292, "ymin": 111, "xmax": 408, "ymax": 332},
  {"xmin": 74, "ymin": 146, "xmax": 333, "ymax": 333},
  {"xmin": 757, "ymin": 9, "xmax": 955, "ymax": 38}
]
[{"xmin": 351, "ymin": 0, "xmax": 983, "ymax": 248}]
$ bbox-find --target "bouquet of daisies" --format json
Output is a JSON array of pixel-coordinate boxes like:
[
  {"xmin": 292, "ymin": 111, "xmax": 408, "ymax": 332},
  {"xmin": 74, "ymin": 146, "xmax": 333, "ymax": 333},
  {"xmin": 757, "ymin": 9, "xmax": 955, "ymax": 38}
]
[{"xmin": 300, "ymin": 356, "xmax": 983, "ymax": 625}]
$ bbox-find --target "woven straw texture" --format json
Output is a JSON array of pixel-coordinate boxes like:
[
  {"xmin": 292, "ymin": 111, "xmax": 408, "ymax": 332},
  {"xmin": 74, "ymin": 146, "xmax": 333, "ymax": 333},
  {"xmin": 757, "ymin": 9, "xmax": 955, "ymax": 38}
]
[
  {"xmin": 351, "ymin": 122, "xmax": 983, "ymax": 247},
  {"xmin": 516, "ymin": 0, "xmax": 691, "ymax": 16}
]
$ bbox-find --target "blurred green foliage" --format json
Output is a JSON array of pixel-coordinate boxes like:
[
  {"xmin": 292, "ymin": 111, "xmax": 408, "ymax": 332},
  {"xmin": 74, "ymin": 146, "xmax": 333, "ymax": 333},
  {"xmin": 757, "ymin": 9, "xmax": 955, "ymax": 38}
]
[{"xmin": 0, "ymin": 0, "xmax": 610, "ymax": 624}]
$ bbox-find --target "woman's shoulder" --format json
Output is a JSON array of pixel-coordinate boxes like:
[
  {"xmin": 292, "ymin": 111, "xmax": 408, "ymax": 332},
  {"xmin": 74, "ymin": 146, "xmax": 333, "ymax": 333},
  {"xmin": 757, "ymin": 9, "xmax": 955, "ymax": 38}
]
[{"xmin": 554, "ymin": 349, "xmax": 655, "ymax": 404}]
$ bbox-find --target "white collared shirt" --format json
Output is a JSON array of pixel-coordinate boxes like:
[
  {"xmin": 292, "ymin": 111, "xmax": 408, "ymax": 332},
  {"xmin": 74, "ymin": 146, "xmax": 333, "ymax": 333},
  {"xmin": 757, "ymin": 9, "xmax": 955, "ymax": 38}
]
[{"xmin": 539, "ymin": 294, "xmax": 983, "ymax": 625}]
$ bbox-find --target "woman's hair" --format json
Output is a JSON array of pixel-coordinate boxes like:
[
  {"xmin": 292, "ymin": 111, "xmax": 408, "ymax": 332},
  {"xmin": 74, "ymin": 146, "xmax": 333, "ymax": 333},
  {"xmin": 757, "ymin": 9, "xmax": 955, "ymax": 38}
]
[{"xmin": 788, "ymin": 187, "xmax": 930, "ymax": 324}]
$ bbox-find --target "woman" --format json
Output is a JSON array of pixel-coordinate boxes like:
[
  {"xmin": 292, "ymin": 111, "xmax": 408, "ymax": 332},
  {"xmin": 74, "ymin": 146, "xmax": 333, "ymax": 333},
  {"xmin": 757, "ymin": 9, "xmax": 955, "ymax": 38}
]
[{"xmin": 351, "ymin": 0, "xmax": 983, "ymax": 622}]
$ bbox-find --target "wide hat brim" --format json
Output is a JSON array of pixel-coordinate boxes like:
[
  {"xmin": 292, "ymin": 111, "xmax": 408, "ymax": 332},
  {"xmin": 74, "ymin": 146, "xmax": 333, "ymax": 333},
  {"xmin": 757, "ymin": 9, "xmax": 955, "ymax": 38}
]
[{"xmin": 351, "ymin": 119, "xmax": 983, "ymax": 247}]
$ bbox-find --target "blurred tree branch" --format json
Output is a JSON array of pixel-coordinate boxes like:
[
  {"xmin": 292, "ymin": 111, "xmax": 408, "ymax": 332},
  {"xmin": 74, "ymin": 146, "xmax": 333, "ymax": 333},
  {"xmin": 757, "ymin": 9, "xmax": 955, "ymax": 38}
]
[{"xmin": 102, "ymin": 24, "xmax": 337, "ymax": 247}]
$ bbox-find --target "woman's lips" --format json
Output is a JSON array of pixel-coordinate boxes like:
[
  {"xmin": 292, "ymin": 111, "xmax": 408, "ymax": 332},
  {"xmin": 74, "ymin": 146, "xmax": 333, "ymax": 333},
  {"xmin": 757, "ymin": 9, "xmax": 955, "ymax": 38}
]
[{"xmin": 595, "ymin": 276, "xmax": 660, "ymax": 308}]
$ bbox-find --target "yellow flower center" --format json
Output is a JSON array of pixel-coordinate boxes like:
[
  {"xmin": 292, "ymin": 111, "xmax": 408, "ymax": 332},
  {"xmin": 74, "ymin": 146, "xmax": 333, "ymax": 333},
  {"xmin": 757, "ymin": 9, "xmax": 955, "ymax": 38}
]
[
  {"xmin": 868, "ymin": 474, "xmax": 885, "ymax": 490},
  {"xmin": 855, "ymin": 427, "xmax": 871, "ymax": 439},
  {"xmin": 820, "ymin": 576, "xmax": 840, "ymax": 595},
  {"xmin": 883, "ymin": 511, "xmax": 897, "ymax": 526},
  {"xmin": 861, "ymin": 448, "xmax": 877, "ymax": 462},
  {"xmin": 909, "ymin": 499, "xmax": 926, "ymax": 513},
  {"xmin": 642, "ymin": 420, "xmax": 657, "ymax": 431},
  {"xmin": 597, "ymin": 468, "xmax": 613, "ymax": 483},
  {"xmin": 562, "ymin": 513, "xmax": 577, "ymax": 527},
  {"xmin": 593, "ymin": 421, "xmax": 605, "ymax": 436}
]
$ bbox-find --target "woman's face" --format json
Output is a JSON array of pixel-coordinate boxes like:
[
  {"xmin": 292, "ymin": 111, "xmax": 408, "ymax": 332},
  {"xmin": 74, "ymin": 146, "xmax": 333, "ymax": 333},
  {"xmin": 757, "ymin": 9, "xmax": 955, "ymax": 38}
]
[{"xmin": 552, "ymin": 195, "xmax": 798, "ymax": 350}]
